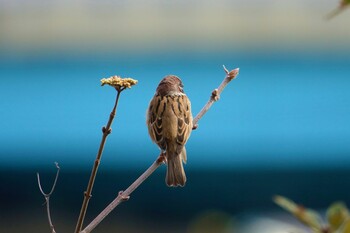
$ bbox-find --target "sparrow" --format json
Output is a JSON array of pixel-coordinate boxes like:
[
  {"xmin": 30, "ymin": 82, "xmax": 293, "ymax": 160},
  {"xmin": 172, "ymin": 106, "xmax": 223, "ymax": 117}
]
[{"xmin": 147, "ymin": 75, "xmax": 193, "ymax": 187}]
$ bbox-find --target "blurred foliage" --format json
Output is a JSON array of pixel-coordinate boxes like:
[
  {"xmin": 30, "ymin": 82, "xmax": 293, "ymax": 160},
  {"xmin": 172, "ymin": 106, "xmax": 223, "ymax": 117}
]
[
  {"xmin": 327, "ymin": 0, "xmax": 350, "ymax": 19},
  {"xmin": 187, "ymin": 210, "xmax": 236, "ymax": 233},
  {"xmin": 274, "ymin": 195, "xmax": 350, "ymax": 233}
]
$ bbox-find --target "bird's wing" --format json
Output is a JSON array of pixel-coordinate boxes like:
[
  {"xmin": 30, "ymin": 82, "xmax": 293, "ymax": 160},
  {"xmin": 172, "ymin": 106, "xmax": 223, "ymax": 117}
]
[
  {"xmin": 147, "ymin": 94, "xmax": 192, "ymax": 155},
  {"xmin": 169, "ymin": 95, "xmax": 193, "ymax": 154},
  {"xmin": 147, "ymin": 94, "xmax": 167, "ymax": 150}
]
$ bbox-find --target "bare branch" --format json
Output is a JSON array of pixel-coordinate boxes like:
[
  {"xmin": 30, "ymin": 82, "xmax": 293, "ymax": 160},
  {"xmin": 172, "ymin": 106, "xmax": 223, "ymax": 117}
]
[
  {"xmin": 75, "ymin": 90, "xmax": 123, "ymax": 233},
  {"xmin": 80, "ymin": 66, "xmax": 239, "ymax": 233},
  {"xmin": 37, "ymin": 162, "xmax": 60, "ymax": 233},
  {"xmin": 49, "ymin": 162, "xmax": 60, "ymax": 195},
  {"xmin": 81, "ymin": 154, "xmax": 166, "ymax": 233},
  {"xmin": 192, "ymin": 65, "xmax": 239, "ymax": 129}
]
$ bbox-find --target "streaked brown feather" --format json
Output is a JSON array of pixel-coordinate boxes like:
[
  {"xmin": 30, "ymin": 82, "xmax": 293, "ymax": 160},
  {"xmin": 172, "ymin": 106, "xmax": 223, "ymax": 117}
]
[{"xmin": 147, "ymin": 94, "xmax": 192, "ymax": 155}]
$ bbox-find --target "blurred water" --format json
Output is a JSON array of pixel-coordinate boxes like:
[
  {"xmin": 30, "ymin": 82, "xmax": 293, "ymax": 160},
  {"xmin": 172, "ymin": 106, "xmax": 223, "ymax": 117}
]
[{"xmin": 1, "ymin": 50, "xmax": 350, "ymax": 171}]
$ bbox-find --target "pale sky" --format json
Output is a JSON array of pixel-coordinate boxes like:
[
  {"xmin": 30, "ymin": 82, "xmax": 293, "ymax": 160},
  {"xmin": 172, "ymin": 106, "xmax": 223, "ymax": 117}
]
[{"xmin": 0, "ymin": 0, "xmax": 348, "ymax": 52}]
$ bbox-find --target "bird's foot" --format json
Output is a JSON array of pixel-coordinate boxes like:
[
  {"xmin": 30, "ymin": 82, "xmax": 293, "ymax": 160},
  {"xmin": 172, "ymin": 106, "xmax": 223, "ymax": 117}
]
[{"xmin": 157, "ymin": 152, "xmax": 167, "ymax": 164}]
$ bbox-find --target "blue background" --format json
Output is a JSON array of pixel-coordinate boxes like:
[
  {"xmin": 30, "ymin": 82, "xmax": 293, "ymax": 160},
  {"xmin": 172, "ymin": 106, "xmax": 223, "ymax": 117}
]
[{"xmin": 1, "ymin": 52, "xmax": 350, "ymax": 170}]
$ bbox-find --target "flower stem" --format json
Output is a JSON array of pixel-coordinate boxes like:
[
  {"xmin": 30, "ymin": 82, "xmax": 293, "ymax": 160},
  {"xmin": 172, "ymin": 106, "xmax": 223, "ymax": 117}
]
[{"xmin": 74, "ymin": 90, "xmax": 122, "ymax": 233}]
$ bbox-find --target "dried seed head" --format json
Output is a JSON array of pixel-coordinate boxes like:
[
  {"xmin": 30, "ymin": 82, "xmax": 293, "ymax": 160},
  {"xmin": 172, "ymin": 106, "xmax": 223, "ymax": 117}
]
[{"xmin": 101, "ymin": 76, "xmax": 138, "ymax": 91}]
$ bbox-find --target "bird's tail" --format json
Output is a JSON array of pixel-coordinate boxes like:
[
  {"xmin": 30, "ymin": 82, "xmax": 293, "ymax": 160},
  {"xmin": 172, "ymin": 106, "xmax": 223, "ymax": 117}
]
[{"xmin": 166, "ymin": 149, "xmax": 186, "ymax": 187}]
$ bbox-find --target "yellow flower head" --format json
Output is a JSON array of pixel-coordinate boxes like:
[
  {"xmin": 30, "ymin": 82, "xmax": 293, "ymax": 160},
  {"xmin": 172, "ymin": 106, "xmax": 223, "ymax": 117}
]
[{"xmin": 101, "ymin": 75, "xmax": 138, "ymax": 91}]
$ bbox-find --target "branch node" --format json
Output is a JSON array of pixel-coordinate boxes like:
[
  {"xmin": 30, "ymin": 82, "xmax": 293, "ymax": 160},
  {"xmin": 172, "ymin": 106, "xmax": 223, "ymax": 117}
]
[
  {"xmin": 223, "ymin": 65, "xmax": 239, "ymax": 80},
  {"xmin": 211, "ymin": 89, "xmax": 220, "ymax": 101},
  {"xmin": 102, "ymin": 126, "xmax": 112, "ymax": 134},
  {"xmin": 84, "ymin": 191, "xmax": 92, "ymax": 198},
  {"xmin": 118, "ymin": 191, "xmax": 130, "ymax": 201},
  {"xmin": 227, "ymin": 68, "xmax": 240, "ymax": 81}
]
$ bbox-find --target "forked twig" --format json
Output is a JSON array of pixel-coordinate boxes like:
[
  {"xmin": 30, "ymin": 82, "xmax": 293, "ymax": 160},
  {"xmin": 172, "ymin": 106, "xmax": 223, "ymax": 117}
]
[
  {"xmin": 80, "ymin": 65, "xmax": 240, "ymax": 233},
  {"xmin": 37, "ymin": 162, "xmax": 60, "ymax": 233}
]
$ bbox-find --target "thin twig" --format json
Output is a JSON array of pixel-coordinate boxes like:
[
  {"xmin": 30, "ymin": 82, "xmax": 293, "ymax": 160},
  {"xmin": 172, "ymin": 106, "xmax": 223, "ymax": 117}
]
[
  {"xmin": 80, "ymin": 65, "xmax": 240, "ymax": 233},
  {"xmin": 193, "ymin": 65, "xmax": 239, "ymax": 129},
  {"xmin": 37, "ymin": 162, "xmax": 60, "ymax": 233},
  {"xmin": 75, "ymin": 89, "xmax": 124, "ymax": 233}
]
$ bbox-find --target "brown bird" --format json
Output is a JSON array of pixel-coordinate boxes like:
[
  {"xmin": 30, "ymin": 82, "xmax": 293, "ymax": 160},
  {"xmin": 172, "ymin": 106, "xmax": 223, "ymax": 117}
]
[{"xmin": 147, "ymin": 75, "xmax": 193, "ymax": 187}]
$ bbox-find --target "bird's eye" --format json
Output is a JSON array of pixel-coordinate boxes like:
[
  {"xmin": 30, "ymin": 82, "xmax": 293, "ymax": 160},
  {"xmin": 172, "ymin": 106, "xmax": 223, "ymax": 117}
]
[{"xmin": 179, "ymin": 83, "xmax": 184, "ymax": 92}]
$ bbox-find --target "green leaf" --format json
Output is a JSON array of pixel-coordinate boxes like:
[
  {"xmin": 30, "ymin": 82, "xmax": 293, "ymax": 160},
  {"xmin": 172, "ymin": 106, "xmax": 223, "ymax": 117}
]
[
  {"xmin": 273, "ymin": 195, "xmax": 323, "ymax": 232},
  {"xmin": 343, "ymin": 0, "xmax": 350, "ymax": 6},
  {"xmin": 338, "ymin": 219, "xmax": 350, "ymax": 233},
  {"xmin": 327, "ymin": 202, "xmax": 350, "ymax": 232}
]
